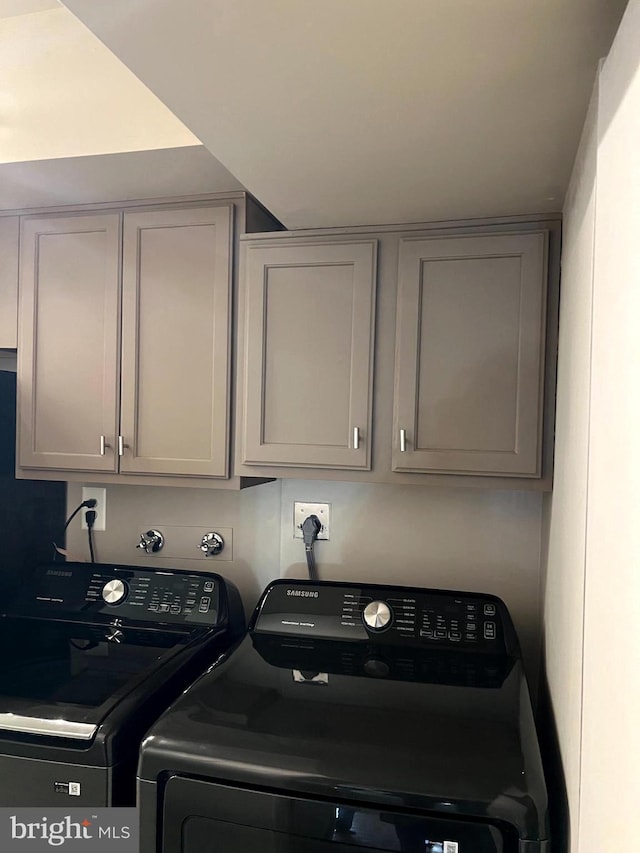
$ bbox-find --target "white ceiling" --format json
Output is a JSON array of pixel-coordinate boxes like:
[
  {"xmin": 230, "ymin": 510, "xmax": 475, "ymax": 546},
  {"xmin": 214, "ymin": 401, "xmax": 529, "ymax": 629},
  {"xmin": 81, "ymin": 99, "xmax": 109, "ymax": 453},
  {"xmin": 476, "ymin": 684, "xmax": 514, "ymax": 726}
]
[
  {"xmin": 60, "ymin": 0, "xmax": 628, "ymax": 228},
  {"xmin": 0, "ymin": 5, "xmax": 200, "ymax": 163}
]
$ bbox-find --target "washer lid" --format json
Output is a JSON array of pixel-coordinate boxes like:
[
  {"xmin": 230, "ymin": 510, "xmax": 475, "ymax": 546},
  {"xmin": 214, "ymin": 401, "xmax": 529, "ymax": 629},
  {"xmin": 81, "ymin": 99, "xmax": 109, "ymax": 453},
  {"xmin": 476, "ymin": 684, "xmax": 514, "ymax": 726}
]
[{"xmin": 0, "ymin": 616, "xmax": 188, "ymax": 740}]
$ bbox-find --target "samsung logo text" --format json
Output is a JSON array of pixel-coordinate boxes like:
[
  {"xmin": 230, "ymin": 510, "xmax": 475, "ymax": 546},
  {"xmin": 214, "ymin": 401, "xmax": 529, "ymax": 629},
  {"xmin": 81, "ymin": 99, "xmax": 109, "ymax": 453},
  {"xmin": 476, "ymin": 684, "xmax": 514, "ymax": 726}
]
[{"xmin": 286, "ymin": 589, "xmax": 319, "ymax": 598}]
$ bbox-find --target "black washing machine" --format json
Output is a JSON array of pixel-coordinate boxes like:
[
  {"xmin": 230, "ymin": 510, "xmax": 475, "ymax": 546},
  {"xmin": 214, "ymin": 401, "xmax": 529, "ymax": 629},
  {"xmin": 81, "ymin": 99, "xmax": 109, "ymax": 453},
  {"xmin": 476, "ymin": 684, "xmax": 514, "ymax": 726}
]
[
  {"xmin": 139, "ymin": 579, "xmax": 549, "ymax": 853},
  {"xmin": 0, "ymin": 562, "xmax": 244, "ymax": 807}
]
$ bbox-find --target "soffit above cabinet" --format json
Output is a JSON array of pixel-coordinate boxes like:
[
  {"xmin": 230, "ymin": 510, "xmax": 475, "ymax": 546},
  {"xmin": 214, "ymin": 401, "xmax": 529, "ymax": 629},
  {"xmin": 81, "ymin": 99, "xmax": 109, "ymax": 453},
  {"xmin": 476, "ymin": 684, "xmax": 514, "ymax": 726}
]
[
  {"xmin": 61, "ymin": 0, "xmax": 627, "ymax": 228},
  {"xmin": 0, "ymin": 1, "xmax": 60, "ymax": 17},
  {"xmin": 0, "ymin": 2, "xmax": 245, "ymax": 209},
  {"xmin": 0, "ymin": 146, "xmax": 244, "ymax": 212}
]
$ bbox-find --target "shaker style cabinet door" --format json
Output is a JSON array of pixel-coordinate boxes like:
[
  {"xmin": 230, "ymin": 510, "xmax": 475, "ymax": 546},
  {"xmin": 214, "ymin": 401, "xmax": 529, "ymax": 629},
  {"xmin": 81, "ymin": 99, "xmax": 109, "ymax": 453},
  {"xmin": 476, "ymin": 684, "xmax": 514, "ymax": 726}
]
[
  {"xmin": 119, "ymin": 206, "xmax": 232, "ymax": 477},
  {"xmin": 393, "ymin": 232, "xmax": 548, "ymax": 476},
  {"xmin": 0, "ymin": 216, "xmax": 19, "ymax": 349},
  {"xmin": 241, "ymin": 240, "xmax": 377, "ymax": 469},
  {"xmin": 18, "ymin": 214, "xmax": 121, "ymax": 472}
]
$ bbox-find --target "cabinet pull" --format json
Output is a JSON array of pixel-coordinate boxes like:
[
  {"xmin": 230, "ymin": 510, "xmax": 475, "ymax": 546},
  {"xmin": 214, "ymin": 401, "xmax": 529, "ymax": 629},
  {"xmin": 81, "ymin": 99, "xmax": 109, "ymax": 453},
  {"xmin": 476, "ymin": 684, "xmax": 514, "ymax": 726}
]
[
  {"xmin": 399, "ymin": 428, "xmax": 407, "ymax": 453},
  {"xmin": 99, "ymin": 435, "xmax": 111, "ymax": 456},
  {"xmin": 118, "ymin": 436, "xmax": 129, "ymax": 457},
  {"xmin": 353, "ymin": 426, "xmax": 360, "ymax": 450}
]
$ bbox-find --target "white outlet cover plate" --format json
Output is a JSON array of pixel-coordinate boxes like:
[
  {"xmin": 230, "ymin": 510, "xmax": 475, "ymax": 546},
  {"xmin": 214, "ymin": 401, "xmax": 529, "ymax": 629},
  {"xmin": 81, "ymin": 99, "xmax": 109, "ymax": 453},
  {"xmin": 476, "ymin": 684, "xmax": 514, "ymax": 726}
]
[
  {"xmin": 294, "ymin": 502, "xmax": 330, "ymax": 540},
  {"xmin": 81, "ymin": 486, "xmax": 106, "ymax": 531}
]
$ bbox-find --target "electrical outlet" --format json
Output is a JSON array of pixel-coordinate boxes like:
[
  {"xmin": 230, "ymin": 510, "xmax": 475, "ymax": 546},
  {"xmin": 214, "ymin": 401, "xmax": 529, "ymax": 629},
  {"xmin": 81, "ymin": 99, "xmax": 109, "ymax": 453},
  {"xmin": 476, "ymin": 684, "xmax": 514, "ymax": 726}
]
[
  {"xmin": 81, "ymin": 487, "xmax": 106, "ymax": 531},
  {"xmin": 294, "ymin": 502, "xmax": 330, "ymax": 540}
]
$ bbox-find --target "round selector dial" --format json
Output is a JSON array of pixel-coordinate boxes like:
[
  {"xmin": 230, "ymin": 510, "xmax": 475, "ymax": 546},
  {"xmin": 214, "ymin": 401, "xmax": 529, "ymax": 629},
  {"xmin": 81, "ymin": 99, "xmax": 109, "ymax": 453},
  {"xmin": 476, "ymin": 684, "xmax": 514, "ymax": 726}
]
[
  {"xmin": 363, "ymin": 600, "xmax": 392, "ymax": 631},
  {"xmin": 101, "ymin": 579, "xmax": 128, "ymax": 605}
]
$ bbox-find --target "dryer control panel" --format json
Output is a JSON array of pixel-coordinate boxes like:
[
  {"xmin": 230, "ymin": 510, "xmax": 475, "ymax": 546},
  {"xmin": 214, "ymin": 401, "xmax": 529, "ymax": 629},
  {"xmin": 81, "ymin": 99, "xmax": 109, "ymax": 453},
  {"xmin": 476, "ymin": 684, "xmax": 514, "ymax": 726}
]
[{"xmin": 252, "ymin": 580, "xmax": 514, "ymax": 654}]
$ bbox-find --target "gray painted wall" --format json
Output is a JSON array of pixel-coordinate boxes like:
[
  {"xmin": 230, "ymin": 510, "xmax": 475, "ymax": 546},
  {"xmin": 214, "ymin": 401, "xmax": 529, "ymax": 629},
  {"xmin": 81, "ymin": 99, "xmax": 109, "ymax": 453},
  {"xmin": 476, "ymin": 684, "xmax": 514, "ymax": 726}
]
[{"xmin": 66, "ymin": 479, "xmax": 543, "ymax": 684}]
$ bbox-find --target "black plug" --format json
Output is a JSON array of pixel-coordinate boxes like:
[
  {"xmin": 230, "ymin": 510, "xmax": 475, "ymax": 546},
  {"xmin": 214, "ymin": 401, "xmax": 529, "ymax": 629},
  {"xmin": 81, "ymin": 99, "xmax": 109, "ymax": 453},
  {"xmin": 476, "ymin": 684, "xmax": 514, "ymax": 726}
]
[
  {"xmin": 85, "ymin": 510, "xmax": 97, "ymax": 564},
  {"xmin": 301, "ymin": 514, "xmax": 322, "ymax": 552},
  {"xmin": 54, "ymin": 498, "xmax": 100, "ymax": 562},
  {"xmin": 301, "ymin": 515, "xmax": 322, "ymax": 581}
]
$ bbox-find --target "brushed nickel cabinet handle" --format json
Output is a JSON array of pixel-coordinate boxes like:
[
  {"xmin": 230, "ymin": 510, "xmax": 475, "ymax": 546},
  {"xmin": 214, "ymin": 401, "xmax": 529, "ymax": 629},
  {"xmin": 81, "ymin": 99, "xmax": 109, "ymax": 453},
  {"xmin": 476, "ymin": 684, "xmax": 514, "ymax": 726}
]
[
  {"xmin": 353, "ymin": 426, "xmax": 360, "ymax": 450},
  {"xmin": 118, "ymin": 436, "xmax": 129, "ymax": 456},
  {"xmin": 399, "ymin": 428, "xmax": 407, "ymax": 452},
  {"xmin": 100, "ymin": 435, "xmax": 111, "ymax": 456}
]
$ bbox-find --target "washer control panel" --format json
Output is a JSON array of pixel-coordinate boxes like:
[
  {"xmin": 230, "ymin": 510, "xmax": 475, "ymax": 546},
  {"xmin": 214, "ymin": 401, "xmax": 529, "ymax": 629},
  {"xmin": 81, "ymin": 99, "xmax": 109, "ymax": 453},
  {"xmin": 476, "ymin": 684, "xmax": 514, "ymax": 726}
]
[
  {"xmin": 253, "ymin": 581, "xmax": 509, "ymax": 653},
  {"xmin": 11, "ymin": 563, "xmax": 223, "ymax": 627}
]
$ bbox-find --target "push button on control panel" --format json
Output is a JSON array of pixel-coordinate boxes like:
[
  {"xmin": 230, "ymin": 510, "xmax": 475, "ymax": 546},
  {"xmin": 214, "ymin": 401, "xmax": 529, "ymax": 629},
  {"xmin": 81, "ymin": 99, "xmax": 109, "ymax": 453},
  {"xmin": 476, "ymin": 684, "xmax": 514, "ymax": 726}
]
[
  {"xmin": 484, "ymin": 621, "xmax": 496, "ymax": 640},
  {"xmin": 199, "ymin": 597, "xmax": 211, "ymax": 614},
  {"xmin": 415, "ymin": 594, "xmax": 503, "ymax": 649},
  {"xmin": 203, "ymin": 581, "xmax": 215, "ymax": 593}
]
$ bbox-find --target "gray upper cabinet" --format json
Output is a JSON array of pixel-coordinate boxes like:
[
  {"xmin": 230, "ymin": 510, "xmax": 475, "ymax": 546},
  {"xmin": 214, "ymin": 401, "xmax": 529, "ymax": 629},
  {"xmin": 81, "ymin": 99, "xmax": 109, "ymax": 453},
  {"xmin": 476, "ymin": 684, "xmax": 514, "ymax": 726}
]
[
  {"xmin": 241, "ymin": 240, "xmax": 377, "ymax": 469},
  {"xmin": 0, "ymin": 216, "xmax": 19, "ymax": 349},
  {"xmin": 120, "ymin": 207, "xmax": 232, "ymax": 477},
  {"xmin": 18, "ymin": 213, "xmax": 121, "ymax": 472},
  {"xmin": 392, "ymin": 231, "xmax": 548, "ymax": 476},
  {"xmin": 18, "ymin": 204, "xmax": 234, "ymax": 480},
  {"xmin": 237, "ymin": 224, "xmax": 555, "ymax": 486}
]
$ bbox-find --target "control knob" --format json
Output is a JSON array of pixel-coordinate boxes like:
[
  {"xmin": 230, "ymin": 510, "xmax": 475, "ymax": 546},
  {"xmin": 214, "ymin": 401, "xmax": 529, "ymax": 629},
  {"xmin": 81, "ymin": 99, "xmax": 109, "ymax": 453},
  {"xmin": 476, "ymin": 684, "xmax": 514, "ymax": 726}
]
[
  {"xmin": 102, "ymin": 579, "xmax": 128, "ymax": 605},
  {"xmin": 363, "ymin": 600, "xmax": 392, "ymax": 631}
]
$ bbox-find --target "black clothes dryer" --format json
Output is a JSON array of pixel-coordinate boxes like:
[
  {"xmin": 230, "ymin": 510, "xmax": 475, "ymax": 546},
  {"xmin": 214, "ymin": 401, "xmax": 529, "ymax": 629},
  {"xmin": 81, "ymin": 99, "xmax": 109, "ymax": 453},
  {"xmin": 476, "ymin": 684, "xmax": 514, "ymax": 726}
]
[
  {"xmin": 0, "ymin": 562, "xmax": 244, "ymax": 807},
  {"xmin": 139, "ymin": 579, "xmax": 549, "ymax": 853}
]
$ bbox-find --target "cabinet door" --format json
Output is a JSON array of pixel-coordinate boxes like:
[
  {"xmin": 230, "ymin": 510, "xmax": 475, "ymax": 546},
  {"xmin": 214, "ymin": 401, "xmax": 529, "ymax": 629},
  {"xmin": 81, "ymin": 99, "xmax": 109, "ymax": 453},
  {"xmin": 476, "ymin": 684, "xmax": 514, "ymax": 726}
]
[
  {"xmin": 393, "ymin": 232, "xmax": 547, "ymax": 476},
  {"xmin": 0, "ymin": 217, "xmax": 19, "ymax": 349},
  {"xmin": 120, "ymin": 206, "xmax": 232, "ymax": 477},
  {"xmin": 241, "ymin": 240, "xmax": 377, "ymax": 469},
  {"xmin": 18, "ymin": 214, "xmax": 121, "ymax": 472}
]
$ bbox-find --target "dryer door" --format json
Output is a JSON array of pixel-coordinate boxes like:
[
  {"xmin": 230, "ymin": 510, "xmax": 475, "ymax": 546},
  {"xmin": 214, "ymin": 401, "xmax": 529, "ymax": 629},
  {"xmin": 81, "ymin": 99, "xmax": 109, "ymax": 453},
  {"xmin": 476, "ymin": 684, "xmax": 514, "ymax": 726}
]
[{"xmin": 161, "ymin": 777, "xmax": 518, "ymax": 853}]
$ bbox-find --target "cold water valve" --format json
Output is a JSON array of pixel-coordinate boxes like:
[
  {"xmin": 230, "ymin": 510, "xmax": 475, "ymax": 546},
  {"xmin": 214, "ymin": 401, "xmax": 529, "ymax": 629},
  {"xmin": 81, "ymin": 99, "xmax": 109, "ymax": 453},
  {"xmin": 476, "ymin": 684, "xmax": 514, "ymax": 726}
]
[{"xmin": 198, "ymin": 532, "xmax": 225, "ymax": 557}]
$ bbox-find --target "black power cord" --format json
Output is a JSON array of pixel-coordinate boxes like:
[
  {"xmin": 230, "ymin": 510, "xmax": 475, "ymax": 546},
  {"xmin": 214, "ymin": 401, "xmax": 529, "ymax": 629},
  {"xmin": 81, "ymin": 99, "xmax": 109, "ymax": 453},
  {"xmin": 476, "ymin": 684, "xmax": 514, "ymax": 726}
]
[
  {"xmin": 53, "ymin": 498, "xmax": 98, "ymax": 561},
  {"xmin": 301, "ymin": 514, "xmax": 322, "ymax": 581},
  {"xmin": 63, "ymin": 498, "xmax": 97, "ymax": 533},
  {"xmin": 85, "ymin": 510, "xmax": 97, "ymax": 564}
]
